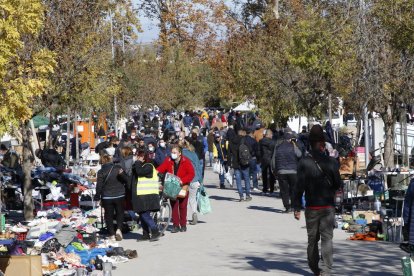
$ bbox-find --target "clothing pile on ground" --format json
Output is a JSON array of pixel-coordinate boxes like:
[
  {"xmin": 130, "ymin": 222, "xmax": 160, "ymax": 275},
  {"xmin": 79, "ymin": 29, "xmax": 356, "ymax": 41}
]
[{"xmin": 0, "ymin": 206, "xmax": 137, "ymax": 275}]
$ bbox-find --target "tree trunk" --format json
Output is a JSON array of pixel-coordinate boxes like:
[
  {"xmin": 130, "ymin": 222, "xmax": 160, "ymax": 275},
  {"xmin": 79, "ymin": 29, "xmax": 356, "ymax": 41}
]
[
  {"xmin": 382, "ymin": 104, "xmax": 395, "ymax": 169},
  {"xmin": 270, "ymin": 0, "xmax": 280, "ymax": 20},
  {"xmin": 75, "ymin": 114, "xmax": 79, "ymax": 163},
  {"xmin": 65, "ymin": 108, "xmax": 71, "ymax": 165},
  {"xmin": 21, "ymin": 123, "xmax": 34, "ymax": 221}
]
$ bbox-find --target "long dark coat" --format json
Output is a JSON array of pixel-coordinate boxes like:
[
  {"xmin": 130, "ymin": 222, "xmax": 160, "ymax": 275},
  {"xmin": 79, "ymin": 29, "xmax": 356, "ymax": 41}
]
[{"xmin": 131, "ymin": 160, "xmax": 160, "ymax": 213}]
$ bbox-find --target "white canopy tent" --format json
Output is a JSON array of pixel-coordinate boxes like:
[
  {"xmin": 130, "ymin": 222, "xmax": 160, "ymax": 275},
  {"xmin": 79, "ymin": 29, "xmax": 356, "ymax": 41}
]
[{"xmin": 233, "ymin": 101, "xmax": 256, "ymax": 112}]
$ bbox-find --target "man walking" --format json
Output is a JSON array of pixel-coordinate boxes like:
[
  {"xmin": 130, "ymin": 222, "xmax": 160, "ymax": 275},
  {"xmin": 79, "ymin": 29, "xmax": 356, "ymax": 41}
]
[
  {"xmin": 228, "ymin": 129, "xmax": 252, "ymax": 202},
  {"xmin": 293, "ymin": 125, "xmax": 341, "ymax": 276},
  {"xmin": 273, "ymin": 129, "xmax": 302, "ymax": 212},
  {"xmin": 259, "ymin": 129, "xmax": 276, "ymax": 195},
  {"xmin": 245, "ymin": 129, "xmax": 260, "ymax": 192}
]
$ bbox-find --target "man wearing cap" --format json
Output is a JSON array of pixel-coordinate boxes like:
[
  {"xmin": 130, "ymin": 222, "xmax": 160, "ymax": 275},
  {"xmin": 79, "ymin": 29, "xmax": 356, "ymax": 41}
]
[
  {"xmin": 273, "ymin": 128, "xmax": 302, "ymax": 212},
  {"xmin": 293, "ymin": 125, "xmax": 342, "ymax": 276},
  {"xmin": 212, "ymin": 132, "xmax": 228, "ymax": 189}
]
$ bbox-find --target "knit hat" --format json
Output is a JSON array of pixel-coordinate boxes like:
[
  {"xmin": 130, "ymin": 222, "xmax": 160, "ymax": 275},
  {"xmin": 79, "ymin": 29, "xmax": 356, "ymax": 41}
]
[{"xmin": 309, "ymin": 125, "xmax": 325, "ymax": 143}]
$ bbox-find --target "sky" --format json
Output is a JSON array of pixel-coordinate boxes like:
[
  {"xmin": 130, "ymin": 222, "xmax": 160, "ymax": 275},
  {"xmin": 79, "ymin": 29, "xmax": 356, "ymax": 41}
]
[
  {"xmin": 132, "ymin": 1, "xmax": 159, "ymax": 43},
  {"xmin": 132, "ymin": 0, "xmax": 237, "ymax": 43}
]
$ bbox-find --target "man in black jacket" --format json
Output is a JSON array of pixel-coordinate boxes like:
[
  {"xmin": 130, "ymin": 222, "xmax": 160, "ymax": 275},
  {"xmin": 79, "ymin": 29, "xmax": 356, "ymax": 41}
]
[
  {"xmin": 259, "ymin": 129, "xmax": 275, "ymax": 194},
  {"xmin": 245, "ymin": 129, "xmax": 260, "ymax": 192},
  {"xmin": 274, "ymin": 130, "xmax": 302, "ymax": 212},
  {"xmin": 293, "ymin": 125, "xmax": 341, "ymax": 276},
  {"xmin": 228, "ymin": 129, "xmax": 252, "ymax": 202}
]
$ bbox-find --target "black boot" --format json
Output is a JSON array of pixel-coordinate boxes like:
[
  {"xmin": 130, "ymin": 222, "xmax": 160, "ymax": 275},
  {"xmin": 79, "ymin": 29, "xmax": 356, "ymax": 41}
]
[
  {"xmin": 150, "ymin": 229, "xmax": 161, "ymax": 242},
  {"xmin": 171, "ymin": 225, "xmax": 180, "ymax": 233},
  {"xmin": 137, "ymin": 230, "xmax": 150, "ymax": 242}
]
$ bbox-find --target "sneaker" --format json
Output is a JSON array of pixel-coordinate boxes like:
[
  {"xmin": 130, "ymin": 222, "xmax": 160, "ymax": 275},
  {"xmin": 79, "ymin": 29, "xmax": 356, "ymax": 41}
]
[
  {"xmin": 238, "ymin": 197, "xmax": 245, "ymax": 202},
  {"xmin": 115, "ymin": 229, "xmax": 123, "ymax": 241},
  {"xmin": 190, "ymin": 213, "xmax": 198, "ymax": 225},
  {"xmin": 137, "ymin": 231, "xmax": 150, "ymax": 242},
  {"xmin": 180, "ymin": 226, "xmax": 187, "ymax": 232},
  {"xmin": 171, "ymin": 225, "xmax": 180, "ymax": 233},
  {"xmin": 245, "ymin": 196, "xmax": 252, "ymax": 202},
  {"xmin": 220, "ymin": 185, "xmax": 226, "ymax": 189},
  {"xmin": 150, "ymin": 229, "xmax": 161, "ymax": 242},
  {"xmin": 282, "ymin": 208, "xmax": 292, "ymax": 213},
  {"xmin": 252, "ymin": 188, "xmax": 261, "ymax": 192}
]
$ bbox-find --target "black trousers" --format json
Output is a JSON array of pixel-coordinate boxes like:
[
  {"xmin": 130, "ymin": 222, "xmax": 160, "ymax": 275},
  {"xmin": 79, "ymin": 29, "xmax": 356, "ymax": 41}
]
[
  {"xmin": 262, "ymin": 164, "xmax": 275, "ymax": 193},
  {"xmin": 278, "ymin": 174, "xmax": 297, "ymax": 209},
  {"xmin": 102, "ymin": 197, "xmax": 125, "ymax": 236}
]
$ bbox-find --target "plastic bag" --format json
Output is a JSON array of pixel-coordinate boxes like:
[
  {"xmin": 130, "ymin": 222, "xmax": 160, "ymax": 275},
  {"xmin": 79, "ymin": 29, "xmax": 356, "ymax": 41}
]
[
  {"xmin": 213, "ymin": 161, "xmax": 224, "ymax": 175},
  {"xmin": 225, "ymin": 171, "xmax": 233, "ymax": 186},
  {"xmin": 163, "ymin": 173, "xmax": 181, "ymax": 200},
  {"xmin": 198, "ymin": 186, "xmax": 212, "ymax": 215}
]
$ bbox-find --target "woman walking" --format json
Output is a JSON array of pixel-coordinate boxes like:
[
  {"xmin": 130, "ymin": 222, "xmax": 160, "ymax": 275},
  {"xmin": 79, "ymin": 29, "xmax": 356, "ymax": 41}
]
[
  {"xmin": 157, "ymin": 145, "xmax": 195, "ymax": 233},
  {"xmin": 132, "ymin": 150, "xmax": 162, "ymax": 242},
  {"xmin": 95, "ymin": 154, "xmax": 126, "ymax": 241}
]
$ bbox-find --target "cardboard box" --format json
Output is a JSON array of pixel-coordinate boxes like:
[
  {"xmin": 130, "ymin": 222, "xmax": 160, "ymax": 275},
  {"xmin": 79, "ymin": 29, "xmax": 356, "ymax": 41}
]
[{"xmin": 0, "ymin": 255, "xmax": 42, "ymax": 276}]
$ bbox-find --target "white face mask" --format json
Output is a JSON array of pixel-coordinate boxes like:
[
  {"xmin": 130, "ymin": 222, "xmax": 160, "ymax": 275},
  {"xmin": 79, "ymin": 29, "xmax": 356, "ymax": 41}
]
[
  {"xmin": 171, "ymin": 153, "xmax": 178, "ymax": 160},
  {"xmin": 160, "ymin": 142, "xmax": 166, "ymax": 148},
  {"xmin": 148, "ymin": 147, "xmax": 155, "ymax": 152}
]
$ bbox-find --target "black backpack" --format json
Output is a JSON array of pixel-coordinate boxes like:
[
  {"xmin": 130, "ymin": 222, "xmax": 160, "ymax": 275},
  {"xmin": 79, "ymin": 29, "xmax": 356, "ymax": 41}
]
[{"xmin": 238, "ymin": 138, "xmax": 251, "ymax": 166}]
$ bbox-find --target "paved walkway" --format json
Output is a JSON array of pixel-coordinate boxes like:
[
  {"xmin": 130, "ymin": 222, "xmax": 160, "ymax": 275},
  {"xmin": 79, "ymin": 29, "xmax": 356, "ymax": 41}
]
[{"xmin": 115, "ymin": 167, "xmax": 405, "ymax": 276}]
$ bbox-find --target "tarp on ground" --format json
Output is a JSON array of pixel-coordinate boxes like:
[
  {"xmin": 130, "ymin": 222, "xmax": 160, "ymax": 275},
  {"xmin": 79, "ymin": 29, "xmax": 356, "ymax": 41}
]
[{"xmin": 233, "ymin": 101, "xmax": 256, "ymax": 112}]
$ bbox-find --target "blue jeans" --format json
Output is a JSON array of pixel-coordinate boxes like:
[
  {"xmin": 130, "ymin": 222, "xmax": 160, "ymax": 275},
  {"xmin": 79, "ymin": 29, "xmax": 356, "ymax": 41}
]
[
  {"xmin": 208, "ymin": 151, "xmax": 213, "ymax": 166},
  {"xmin": 139, "ymin": 211, "xmax": 157, "ymax": 233},
  {"xmin": 249, "ymin": 159, "xmax": 259, "ymax": 189},
  {"xmin": 218, "ymin": 160, "xmax": 228, "ymax": 185},
  {"xmin": 235, "ymin": 167, "xmax": 251, "ymax": 198}
]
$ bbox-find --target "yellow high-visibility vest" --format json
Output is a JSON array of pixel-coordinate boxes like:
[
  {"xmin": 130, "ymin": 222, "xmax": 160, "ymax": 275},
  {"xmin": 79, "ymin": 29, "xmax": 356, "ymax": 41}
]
[{"xmin": 137, "ymin": 164, "xmax": 159, "ymax": 196}]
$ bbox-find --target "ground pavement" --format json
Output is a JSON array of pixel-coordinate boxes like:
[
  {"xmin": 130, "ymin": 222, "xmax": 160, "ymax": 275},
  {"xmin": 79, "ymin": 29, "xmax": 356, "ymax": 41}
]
[{"xmin": 115, "ymin": 167, "xmax": 405, "ymax": 276}]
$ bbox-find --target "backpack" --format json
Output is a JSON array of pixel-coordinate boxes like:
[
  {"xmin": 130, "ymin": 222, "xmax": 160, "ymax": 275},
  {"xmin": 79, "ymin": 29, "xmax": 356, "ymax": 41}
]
[{"xmin": 238, "ymin": 138, "xmax": 251, "ymax": 166}]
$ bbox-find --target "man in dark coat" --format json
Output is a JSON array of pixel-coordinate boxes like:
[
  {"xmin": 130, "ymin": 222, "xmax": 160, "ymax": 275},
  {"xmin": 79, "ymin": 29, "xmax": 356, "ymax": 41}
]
[
  {"xmin": 293, "ymin": 125, "xmax": 342, "ymax": 276},
  {"xmin": 259, "ymin": 129, "xmax": 276, "ymax": 194},
  {"xmin": 228, "ymin": 129, "xmax": 252, "ymax": 202}
]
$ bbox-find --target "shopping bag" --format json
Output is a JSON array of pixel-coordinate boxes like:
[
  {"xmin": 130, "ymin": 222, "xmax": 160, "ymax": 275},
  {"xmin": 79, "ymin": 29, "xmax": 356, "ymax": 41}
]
[
  {"xmin": 225, "ymin": 171, "xmax": 233, "ymax": 186},
  {"xmin": 163, "ymin": 173, "xmax": 182, "ymax": 200},
  {"xmin": 213, "ymin": 161, "xmax": 222, "ymax": 174},
  {"xmin": 401, "ymin": 256, "xmax": 413, "ymax": 276},
  {"xmin": 198, "ymin": 186, "xmax": 212, "ymax": 215}
]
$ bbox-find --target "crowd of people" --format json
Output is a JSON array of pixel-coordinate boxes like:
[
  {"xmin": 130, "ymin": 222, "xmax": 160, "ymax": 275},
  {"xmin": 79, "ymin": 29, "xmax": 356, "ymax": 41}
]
[{"xmin": 90, "ymin": 109, "xmax": 341, "ymax": 275}]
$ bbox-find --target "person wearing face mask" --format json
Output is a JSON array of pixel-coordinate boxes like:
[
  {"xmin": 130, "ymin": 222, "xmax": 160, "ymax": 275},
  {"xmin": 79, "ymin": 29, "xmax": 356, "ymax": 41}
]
[
  {"xmin": 147, "ymin": 142, "xmax": 156, "ymax": 163},
  {"xmin": 157, "ymin": 145, "xmax": 195, "ymax": 233},
  {"xmin": 154, "ymin": 139, "xmax": 170, "ymax": 167},
  {"xmin": 131, "ymin": 150, "xmax": 162, "ymax": 242}
]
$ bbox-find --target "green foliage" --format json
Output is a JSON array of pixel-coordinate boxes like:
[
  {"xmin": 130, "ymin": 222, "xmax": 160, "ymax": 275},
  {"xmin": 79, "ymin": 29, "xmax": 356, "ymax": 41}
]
[{"xmin": 0, "ymin": 0, "xmax": 55, "ymax": 134}]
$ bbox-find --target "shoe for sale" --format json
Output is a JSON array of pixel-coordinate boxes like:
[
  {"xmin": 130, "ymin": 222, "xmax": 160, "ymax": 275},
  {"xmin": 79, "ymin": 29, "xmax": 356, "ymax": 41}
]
[
  {"xmin": 150, "ymin": 229, "xmax": 161, "ymax": 242},
  {"xmin": 115, "ymin": 229, "xmax": 123, "ymax": 241},
  {"xmin": 125, "ymin": 249, "xmax": 138, "ymax": 259},
  {"xmin": 171, "ymin": 225, "xmax": 180, "ymax": 233},
  {"xmin": 245, "ymin": 196, "xmax": 252, "ymax": 202},
  {"xmin": 180, "ymin": 226, "xmax": 187, "ymax": 232},
  {"xmin": 190, "ymin": 213, "xmax": 198, "ymax": 225},
  {"xmin": 137, "ymin": 231, "xmax": 150, "ymax": 242}
]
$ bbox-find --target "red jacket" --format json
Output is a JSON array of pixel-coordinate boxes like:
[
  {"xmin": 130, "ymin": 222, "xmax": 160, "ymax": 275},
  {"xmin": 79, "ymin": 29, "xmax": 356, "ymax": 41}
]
[{"xmin": 157, "ymin": 156, "xmax": 195, "ymax": 185}]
